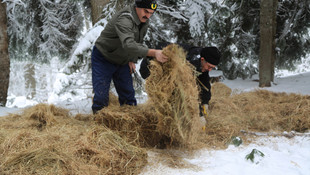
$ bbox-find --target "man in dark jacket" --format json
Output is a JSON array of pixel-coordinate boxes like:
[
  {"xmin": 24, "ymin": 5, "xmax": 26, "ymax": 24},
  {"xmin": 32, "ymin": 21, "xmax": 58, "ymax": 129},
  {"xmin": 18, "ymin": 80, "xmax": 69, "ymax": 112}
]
[
  {"xmin": 139, "ymin": 43, "xmax": 221, "ymax": 125},
  {"xmin": 91, "ymin": 0, "xmax": 168, "ymax": 114}
]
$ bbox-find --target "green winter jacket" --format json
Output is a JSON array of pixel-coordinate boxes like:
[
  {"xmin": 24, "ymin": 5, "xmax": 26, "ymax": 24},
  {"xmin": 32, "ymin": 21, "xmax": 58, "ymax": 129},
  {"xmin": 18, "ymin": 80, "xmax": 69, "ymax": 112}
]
[{"xmin": 95, "ymin": 4, "xmax": 149, "ymax": 65}]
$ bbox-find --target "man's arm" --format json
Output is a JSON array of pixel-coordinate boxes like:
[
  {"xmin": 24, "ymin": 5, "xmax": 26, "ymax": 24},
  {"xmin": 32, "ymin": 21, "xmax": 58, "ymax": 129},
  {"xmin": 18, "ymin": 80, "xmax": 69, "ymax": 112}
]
[{"xmin": 197, "ymin": 72, "xmax": 212, "ymax": 105}]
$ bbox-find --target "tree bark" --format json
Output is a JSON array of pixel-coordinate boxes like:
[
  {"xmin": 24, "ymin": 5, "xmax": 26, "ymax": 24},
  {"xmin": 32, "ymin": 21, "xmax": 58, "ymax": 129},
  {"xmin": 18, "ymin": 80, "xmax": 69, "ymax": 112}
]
[
  {"xmin": 0, "ymin": 1, "xmax": 10, "ymax": 106},
  {"xmin": 259, "ymin": 0, "xmax": 278, "ymax": 87},
  {"xmin": 90, "ymin": 0, "xmax": 109, "ymax": 25}
]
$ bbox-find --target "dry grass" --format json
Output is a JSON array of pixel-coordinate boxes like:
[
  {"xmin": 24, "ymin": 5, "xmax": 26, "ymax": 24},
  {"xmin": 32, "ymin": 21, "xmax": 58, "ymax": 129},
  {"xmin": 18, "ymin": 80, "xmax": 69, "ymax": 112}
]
[
  {"xmin": 199, "ymin": 82, "xmax": 310, "ymax": 148},
  {"xmin": 94, "ymin": 104, "xmax": 160, "ymax": 147},
  {"xmin": 0, "ymin": 44, "xmax": 200, "ymax": 174},
  {"xmin": 94, "ymin": 44, "xmax": 201, "ymax": 148},
  {"xmin": 0, "ymin": 104, "xmax": 147, "ymax": 175},
  {"xmin": 145, "ymin": 44, "xmax": 201, "ymax": 146},
  {"xmin": 1, "ymin": 44, "xmax": 310, "ymax": 174}
]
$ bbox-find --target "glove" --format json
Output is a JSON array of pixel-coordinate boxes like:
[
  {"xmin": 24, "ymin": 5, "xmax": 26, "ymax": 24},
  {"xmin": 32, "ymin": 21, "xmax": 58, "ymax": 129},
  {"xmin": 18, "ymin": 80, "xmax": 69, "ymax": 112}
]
[
  {"xmin": 201, "ymin": 104, "xmax": 208, "ymax": 117},
  {"xmin": 200, "ymin": 116, "xmax": 206, "ymax": 131},
  {"xmin": 199, "ymin": 104, "xmax": 208, "ymax": 131}
]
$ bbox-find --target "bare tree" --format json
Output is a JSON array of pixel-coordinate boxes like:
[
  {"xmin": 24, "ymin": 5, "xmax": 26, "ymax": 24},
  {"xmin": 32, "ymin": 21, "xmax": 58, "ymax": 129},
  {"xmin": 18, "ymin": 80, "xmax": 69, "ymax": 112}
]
[
  {"xmin": 0, "ymin": 1, "xmax": 10, "ymax": 106},
  {"xmin": 90, "ymin": 0, "xmax": 109, "ymax": 25},
  {"xmin": 259, "ymin": 0, "xmax": 278, "ymax": 87}
]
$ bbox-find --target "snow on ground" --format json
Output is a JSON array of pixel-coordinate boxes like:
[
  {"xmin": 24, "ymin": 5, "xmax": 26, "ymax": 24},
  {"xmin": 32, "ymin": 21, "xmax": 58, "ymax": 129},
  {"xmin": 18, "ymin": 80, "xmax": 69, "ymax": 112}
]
[
  {"xmin": 1, "ymin": 68, "xmax": 310, "ymax": 175},
  {"xmin": 0, "ymin": 106, "xmax": 20, "ymax": 117},
  {"xmin": 219, "ymin": 71, "xmax": 310, "ymax": 95},
  {"xmin": 140, "ymin": 136, "xmax": 310, "ymax": 175}
]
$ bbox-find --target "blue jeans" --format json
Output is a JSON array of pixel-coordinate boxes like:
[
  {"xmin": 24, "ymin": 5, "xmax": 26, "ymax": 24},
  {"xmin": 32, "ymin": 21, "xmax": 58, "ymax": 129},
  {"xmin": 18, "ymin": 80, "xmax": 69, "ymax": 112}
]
[{"xmin": 91, "ymin": 46, "xmax": 137, "ymax": 113}]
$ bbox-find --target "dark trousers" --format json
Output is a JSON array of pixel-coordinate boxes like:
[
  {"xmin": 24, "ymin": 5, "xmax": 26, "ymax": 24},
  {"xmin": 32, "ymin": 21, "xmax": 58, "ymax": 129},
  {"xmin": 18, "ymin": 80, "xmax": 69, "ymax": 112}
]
[{"xmin": 91, "ymin": 46, "xmax": 137, "ymax": 113}]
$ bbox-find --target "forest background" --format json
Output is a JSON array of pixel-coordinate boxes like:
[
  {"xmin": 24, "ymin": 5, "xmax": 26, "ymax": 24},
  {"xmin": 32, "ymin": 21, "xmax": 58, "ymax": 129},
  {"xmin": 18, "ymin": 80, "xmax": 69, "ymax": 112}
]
[{"xmin": 0, "ymin": 0, "xmax": 310, "ymax": 107}]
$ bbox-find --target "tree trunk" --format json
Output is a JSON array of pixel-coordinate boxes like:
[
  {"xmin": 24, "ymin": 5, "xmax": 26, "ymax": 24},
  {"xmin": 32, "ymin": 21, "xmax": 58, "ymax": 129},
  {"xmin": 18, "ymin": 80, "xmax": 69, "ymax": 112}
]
[
  {"xmin": 0, "ymin": 1, "xmax": 10, "ymax": 106},
  {"xmin": 90, "ymin": 0, "xmax": 109, "ymax": 25},
  {"xmin": 259, "ymin": 0, "xmax": 278, "ymax": 87}
]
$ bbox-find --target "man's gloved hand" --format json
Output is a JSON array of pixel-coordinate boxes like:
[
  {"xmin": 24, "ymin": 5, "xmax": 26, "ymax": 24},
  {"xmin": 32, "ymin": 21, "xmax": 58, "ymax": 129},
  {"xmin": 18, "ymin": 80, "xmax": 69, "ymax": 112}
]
[
  {"xmin": 202, "ymin": 104, "xmax": 208, "ymax": 117},
  {"xmin": 199, "ymin": 104, "xmax": 208, "ymax": 131},
  {"xmin": 200, "ymin": 116, "xmax": 206, "ymax": 131}
]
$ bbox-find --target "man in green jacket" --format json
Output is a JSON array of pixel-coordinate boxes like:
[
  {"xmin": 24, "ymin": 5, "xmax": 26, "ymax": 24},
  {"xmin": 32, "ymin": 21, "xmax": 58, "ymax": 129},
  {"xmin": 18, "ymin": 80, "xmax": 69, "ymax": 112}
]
[{"xmin": 92, "ymin": 0, "xmax": 167, "ymax": 114}]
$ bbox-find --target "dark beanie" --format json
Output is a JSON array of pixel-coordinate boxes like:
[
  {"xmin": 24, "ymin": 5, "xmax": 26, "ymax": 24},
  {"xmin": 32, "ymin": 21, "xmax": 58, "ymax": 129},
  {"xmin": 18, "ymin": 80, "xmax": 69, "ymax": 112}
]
[
  {"xmin": 200, "ymin": 47, "xmax": 221, "ymax": 65},
  {"xmin": 135, "ymin": 0, "xmax": 158, "ymax": 10}
]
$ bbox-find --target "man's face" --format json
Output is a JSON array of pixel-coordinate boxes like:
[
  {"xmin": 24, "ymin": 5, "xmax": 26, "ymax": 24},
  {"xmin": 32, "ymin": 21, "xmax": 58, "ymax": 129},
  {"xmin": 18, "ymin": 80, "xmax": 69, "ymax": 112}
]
[
  {"xmin": 136, "ymin": 8, "xmax": 155, "ymax": 23},
  {"xmin": 201, "ymin": 57, "xmax": 216, "ymax": 72}
]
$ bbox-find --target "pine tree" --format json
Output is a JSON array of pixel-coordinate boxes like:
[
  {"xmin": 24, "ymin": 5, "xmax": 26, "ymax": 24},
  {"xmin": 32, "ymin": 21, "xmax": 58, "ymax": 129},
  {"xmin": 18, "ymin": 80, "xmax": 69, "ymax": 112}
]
[
  {"xmin": 6, "ymin": 0, "xmax": 41, "ymax": 60},
  {"xmin": 39, "ymin": 0, "xmax": 82, "ymax": 59},
  {"xmin": 206, "ymin": 0, "xmax": 310, "ymax": 79},
  {"xmin": 206, "ymin": 0, "xmax": 261, "ymax": 79},
  {"xmin": 182, "ymin": 0, "xmax": 210, "ymax": 43},
  {"xmin": 276, "ymin": 0, "xmax": 310, "ymax": 69},
  {"xmin": 5, "ymin": 0, "xmax": 83, "ymax": 61}
]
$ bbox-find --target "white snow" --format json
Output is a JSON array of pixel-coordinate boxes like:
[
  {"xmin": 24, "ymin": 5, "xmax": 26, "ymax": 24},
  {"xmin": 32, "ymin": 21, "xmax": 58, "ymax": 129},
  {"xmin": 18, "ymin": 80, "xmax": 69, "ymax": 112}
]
[
  {"xmin": 220, "ymin": 72, "xmax": 310, "ymax": 95},
  {"xmin": 140, "ymin": 136, "xmax": 310, "ymax": 175},
  {"xmin": 0, "ymin": 106, "xmax": 21, "ymax": 116}
]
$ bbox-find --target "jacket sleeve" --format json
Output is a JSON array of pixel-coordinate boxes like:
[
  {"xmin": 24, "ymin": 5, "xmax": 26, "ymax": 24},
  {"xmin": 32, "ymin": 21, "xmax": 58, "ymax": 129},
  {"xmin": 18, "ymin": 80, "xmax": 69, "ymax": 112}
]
[
  {"xmin": 197, "ymin": 72, "xmax": 211, "ymax": 105},
  {"xmin": 139, "ymin": 57, "xmax": 152, "ymax": 79},
  {"xmin": 115, "ymin": 15, "xmax": 149, "ymax": 63}
]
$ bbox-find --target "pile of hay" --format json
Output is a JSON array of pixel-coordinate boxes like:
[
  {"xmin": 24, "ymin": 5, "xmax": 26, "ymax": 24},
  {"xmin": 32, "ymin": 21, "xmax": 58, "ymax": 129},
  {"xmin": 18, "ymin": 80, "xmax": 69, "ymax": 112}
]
[
  {"xmin": 1, "ymin": 44, "xmax": 202, "ymax": 174},
  {"xmin": 2, "ymin": 44, "xmax": 310, "ymax": 174},
  {"xmin": 95, "ymin": 44, "xmax": 201, "ymax": 148},
  {"xmin": 0, "ymin": 104, "xmax": 147, "ymax": 175},
  {"xmin": 145, "ymin": 44, "xmax": 200, "ymax": 145},
  {"xmin": 201, "ymin": 82, "xmax": 310, "ymax": 147},
  {"xmin": 94, "ymin": 105, "xmax": 161, "ymax": 147}
]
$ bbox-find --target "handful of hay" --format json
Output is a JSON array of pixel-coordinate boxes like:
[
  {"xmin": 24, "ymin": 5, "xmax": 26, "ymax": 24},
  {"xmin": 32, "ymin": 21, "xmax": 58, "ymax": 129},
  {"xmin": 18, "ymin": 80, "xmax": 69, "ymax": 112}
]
[{"xmin": 144, "ymin": 44, "xmax": 201, "ymax": 146}]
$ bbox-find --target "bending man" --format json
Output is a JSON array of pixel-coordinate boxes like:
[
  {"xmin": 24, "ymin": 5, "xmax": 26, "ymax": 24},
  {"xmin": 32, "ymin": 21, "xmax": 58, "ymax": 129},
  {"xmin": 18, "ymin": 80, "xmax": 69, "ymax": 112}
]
[{"xmin": 92, "ymin": 0, "xmax": 167, "ymax": 114}]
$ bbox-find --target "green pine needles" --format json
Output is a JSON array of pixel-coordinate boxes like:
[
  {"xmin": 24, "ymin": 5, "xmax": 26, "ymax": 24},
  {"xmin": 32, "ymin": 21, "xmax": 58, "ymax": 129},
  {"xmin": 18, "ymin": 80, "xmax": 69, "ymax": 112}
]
[{"xmin": 245, "ymin": 149, "xmax": 265, "ymax": 164}]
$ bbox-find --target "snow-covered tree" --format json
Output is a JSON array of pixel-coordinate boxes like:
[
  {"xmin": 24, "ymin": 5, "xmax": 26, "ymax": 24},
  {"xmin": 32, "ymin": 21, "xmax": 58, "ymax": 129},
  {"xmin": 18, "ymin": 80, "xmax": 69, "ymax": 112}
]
[
  {"xmin": 206, "ymin": 0, "xmax": 261, "ymax": 79},
  {"xmin": 39, "ymin": 0, "xmax": 82, "ymax": 59},
  {"xmin": 276, "ymin": 0, "xmax": 310, "ymax": 69},
  {"xmin": 5, "ymin": 0, "xmax": 40, "ymax": 60},
  {"xmin": 5, "ymin": 0, "xmax": 83, "ymax": 61},
  {"xmin": 183, "ymin": 0, "xmax": 209, "ymax": 39},
  {"xmin": 205, "ymin": 0, "xmax": 310, "ymax": 79}
]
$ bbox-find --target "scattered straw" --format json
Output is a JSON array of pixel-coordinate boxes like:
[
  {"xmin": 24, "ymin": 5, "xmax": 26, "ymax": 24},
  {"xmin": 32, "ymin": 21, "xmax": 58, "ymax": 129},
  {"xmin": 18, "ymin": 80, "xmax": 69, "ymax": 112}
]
[
  {"xmin": 1, "ymin": 45, "xmax": 310, "ymax": 174},
  {"xmin": 199, "ymin": 83, "xmax": 310, "ymax": 148},
  {"xmin": 0, "ymin": 104, "xmax": 147, "ymax": 175},
  {"xmin": 76, "ymin": 127, "xmax": 147, "ymax": 175},
  {"xmin": 94, "ymin": 105, "xmax": 160, "ymax": 147}
]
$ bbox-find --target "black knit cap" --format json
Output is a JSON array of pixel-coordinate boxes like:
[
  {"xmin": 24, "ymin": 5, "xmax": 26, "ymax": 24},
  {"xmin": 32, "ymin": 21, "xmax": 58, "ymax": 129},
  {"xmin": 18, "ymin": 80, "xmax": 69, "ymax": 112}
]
[
  {"xmin": 135, "ymin": 0, "xmax": 158, "ymax": 10},
  {"xmin": 200, "ymin": 47, "xmax": 221, "ymax": 65}
]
